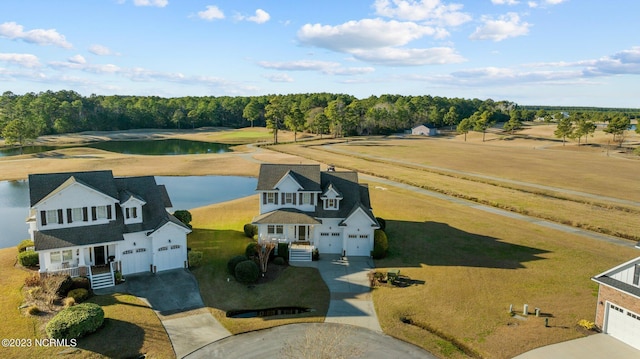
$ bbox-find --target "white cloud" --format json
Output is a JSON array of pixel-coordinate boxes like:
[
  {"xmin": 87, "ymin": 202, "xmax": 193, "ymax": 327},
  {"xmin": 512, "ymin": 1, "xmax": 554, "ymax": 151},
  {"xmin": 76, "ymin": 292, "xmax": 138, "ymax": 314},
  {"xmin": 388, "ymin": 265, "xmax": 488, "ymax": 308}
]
[
  {"xmin": 68, "ymin": 55, "xmax": 86, "ymax": 64},
  {"xmin": 236, "ymin": 9, "xmax": 271, "ymax": 24},
  {"xmin": 582, "ymin": 46, "xmax": 640, "ymax": 76},
  {"xmin": 258, "ymin": 59, "xmax": 375, "ymax": 75},
  {"xmin": 351, "ymin": 47, "xmax": 466, "ymax": 66},
  {"xmin": 528, "ymin": 1, "xmax": 538, "ymax": 7},
  {"xmin": 492, "ymin": 0, "xmax": 520, "ymax": 5},
  {"xmin": 0, "ymin": 22, "xmax": 72, "ymax": 48},
  {"xmin": 263, "ymin": 73, "xmax": 294, "ymax": 83},
  {"xmin": 373, "ymin": 0, "xmax": 472, "ymax": 26},
  {"xmin": 469, "ymin": 13, "xmax": 531, "ymax": 41},
  {"xmin": 89, "ymin": 44, "xmax": 115, "ymax": 56},
  {"xmin": 198, "ymin": 6, "xmax": 225, "ymax": 21},
  {"xmin": 0, "ymin": 53, "xmax": 41, "ymax": 68},
  {"xmin": 298, "ymin": 19, "xmax": 442, "ymax": 52},
  {"xmin": 133, "ymin": 0, "xmax": 168, "ymax": 7},
  {"xmin": 544, "ymin": 0, "xmax": 567, "ymax": 4}
]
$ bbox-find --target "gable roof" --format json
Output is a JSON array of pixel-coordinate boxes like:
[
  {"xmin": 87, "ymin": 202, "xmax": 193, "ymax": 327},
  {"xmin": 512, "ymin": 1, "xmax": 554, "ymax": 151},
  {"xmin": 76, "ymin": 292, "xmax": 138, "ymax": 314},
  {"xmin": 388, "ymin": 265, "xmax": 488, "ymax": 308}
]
[
  {"xmin": 256, "ymin": 164, "xmax": 321, "ymax": 191},
  {"xmin": 29, "ymin": 170, "xmax": 118, "ymax": 206},
  {"xmin": 30, "ymin": 171, "xmax": 190, "ymax": 250},
  {"xmin": 592, "ymin": 256, "xmax": 640, "ymax": 300}
]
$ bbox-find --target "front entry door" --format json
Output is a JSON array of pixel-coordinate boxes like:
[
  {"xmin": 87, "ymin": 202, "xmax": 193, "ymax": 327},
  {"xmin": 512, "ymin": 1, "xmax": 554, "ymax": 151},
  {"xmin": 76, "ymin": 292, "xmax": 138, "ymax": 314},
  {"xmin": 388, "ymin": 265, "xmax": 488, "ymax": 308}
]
[
  {"xmin": 94, "ymin": 246, "xmax": 106, "ymax": 265},
  {"xmin": 298, "ymin": 226, "xmax": 307, "ymax": 241}
]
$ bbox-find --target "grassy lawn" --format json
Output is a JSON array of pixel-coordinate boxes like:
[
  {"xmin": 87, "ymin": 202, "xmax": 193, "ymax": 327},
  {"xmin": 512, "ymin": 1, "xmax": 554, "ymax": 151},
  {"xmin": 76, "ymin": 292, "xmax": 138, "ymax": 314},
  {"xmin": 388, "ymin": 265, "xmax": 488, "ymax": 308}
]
[
  {"xmin": 0, "ymin": 248, "xmax": 172, "ymax": 359},
  {"xmin": 188, "ymin": 195, "xmax": 330, "ymax": 334},
  {"xmin": 368, "ymin": 182, "xmax": 638, "ymax": 359}
]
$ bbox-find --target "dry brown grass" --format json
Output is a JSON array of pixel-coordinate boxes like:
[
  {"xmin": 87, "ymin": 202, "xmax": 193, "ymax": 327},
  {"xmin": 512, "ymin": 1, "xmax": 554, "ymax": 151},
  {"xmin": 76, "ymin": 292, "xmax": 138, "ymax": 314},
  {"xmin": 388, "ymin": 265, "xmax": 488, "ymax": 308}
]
[{"xmin": 367, "ymin": 182, "xmax": 638, "ymax": 359}]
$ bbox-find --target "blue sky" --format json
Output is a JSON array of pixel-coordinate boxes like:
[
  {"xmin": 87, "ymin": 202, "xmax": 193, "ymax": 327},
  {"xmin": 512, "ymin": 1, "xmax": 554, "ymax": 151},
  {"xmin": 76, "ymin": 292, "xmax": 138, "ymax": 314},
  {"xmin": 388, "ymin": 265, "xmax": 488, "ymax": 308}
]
[{"xmin": 1, "ymin": 0, "xmax": 639, "ymax": 107}]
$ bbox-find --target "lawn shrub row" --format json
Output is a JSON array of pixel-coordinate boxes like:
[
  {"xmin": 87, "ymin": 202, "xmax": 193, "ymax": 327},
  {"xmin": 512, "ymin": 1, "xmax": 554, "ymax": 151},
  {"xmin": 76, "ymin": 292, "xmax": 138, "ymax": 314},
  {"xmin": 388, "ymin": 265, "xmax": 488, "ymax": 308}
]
[{"xmin": 18, "ymin": 251, "xmax": 39, "ymax": 267}]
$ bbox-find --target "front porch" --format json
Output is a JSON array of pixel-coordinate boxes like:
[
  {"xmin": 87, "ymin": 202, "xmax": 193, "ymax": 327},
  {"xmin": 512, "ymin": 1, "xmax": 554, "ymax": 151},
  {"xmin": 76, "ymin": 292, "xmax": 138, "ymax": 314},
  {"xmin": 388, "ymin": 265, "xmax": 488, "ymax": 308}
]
[
  {"xmin": 289, "ymin": 242, "xmax": 315, "ymax": 262},
  {"xmin": 41, "ymin": 260, "xmax": 120, "ymax": 289}
]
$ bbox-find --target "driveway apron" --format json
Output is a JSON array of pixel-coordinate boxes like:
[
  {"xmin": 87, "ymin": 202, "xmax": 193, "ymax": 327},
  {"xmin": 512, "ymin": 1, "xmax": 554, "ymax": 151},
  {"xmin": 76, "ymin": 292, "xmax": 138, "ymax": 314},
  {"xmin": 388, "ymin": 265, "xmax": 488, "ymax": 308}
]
[
  {"xmin": 293, "ymin": 254, "xmax": 383, "ymax": 332},
  {"xmin": 95, "ymin": 269, "xmax": 231, "ymax": 358}
]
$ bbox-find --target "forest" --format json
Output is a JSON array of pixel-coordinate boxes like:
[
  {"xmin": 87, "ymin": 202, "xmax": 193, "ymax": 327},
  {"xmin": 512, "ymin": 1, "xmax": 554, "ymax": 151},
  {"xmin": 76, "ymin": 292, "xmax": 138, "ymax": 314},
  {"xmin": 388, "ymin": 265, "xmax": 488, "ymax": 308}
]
[{"xmin": 0, "ymin": 90, "xmax": 638, "ymax": 146}]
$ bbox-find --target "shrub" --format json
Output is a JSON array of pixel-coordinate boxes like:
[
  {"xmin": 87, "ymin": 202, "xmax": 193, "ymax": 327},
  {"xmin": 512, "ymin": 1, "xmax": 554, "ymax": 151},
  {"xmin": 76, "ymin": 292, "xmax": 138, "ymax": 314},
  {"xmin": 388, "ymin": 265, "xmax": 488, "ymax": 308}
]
[
  {"xmin": 173, "ymin": 210, "xmax": 192, "ymax": 228},
  {"xmin": 376, "ymin": 217, "xmax": 386, "ymax": 231},
  {"xmin": 578, "ymin": 319, "xmax": 596, "ymax": 331},
  {"xmin": 114, "ymin": 271, "xmax": 124, "ymax": 283},
  {"xmin": 24, "ymin": 274, "xmax": 41, "ymax": 287},
  {"xmin": 63, "ymin": 297, "xmax": 76, "ymax": 307},
  {"xmin": 277, "ymin": 242, "xmax": 289, "ymax": 260},
  {"xmin": 71, "ymin": 277, "xmax": 91, "ymax": 291},
  {"xmin": 372, "ymin": 229, "xmax": 389, "ymax": 259},
  {"xmin": 245, "ymin": 242, "xmax": 258, "ymax": 258},
  {"xmin": 235, "ymin": 260, "xmax": 259, "ymax": 284},
  {"xmin": 55, "ymin": 276, "xmax": 74, "ymax": 296},
  {"xmin": 46, "ymin": 303, "xmax": 104, "ymax": 340},
  {"xmin": 227, "ymin": 255, "xmax": 248, "ymax": 276},
  {"xmin": 17, "ymin": 239, "xmax": 34, "ymax": 253},
  {"xmin": 17, "ymin": 250, "xmax": 39, "ymax": 267},
  {"xmin": 27, "ymin": 305, "xmax": 41, "ymax": 315},
  {"xmin": 312, "ymin": 248, "xmax": 320, "ymax": 261},
  {"xmin": 67, "ymin": 288, "xmax": 90, "ymax": 303},
  {"xmin": 243, "ymin": 224, "xmax": 258, "ymax": 238},
  {"xmin": 188, "ymin": 250, "xmax": 203, "ymax": 267},
  {"xmin": 273, "ymin": 257, "xmax": 286, "ymax": 266}
]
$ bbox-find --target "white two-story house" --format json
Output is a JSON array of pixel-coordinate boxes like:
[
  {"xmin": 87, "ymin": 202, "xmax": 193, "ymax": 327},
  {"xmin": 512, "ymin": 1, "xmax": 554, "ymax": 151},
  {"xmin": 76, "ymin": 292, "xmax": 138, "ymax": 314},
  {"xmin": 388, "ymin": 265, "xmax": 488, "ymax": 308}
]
[
  {"xmin": 592, "ymin": 257, "xmax": 640, "ymax": 350},
  {"xmin": 27, "ymin": 170, "xmax": 191, "ymax": 288},
  {"xmin": 252, "ymin": 164, "xmax": 379, "ymax": 260}
]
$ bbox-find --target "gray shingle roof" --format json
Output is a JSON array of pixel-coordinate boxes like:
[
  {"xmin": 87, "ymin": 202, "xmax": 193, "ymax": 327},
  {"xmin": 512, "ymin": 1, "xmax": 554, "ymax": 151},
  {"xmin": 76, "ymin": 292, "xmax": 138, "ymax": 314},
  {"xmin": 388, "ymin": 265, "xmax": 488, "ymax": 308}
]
[
  {"xmin": 253, "ymin": 208, "xmax": 321, "ymax": 225},
  {"xmin": 256, "ymin": 164, "xmax": 321, "ymax": 191},
  {"xmin": 30, "ymin": 171, "xmax": 190, "ymax": 250},
  {"xmin": 593, "ymin": 276, "xmax": 640, "ymax": 299}
]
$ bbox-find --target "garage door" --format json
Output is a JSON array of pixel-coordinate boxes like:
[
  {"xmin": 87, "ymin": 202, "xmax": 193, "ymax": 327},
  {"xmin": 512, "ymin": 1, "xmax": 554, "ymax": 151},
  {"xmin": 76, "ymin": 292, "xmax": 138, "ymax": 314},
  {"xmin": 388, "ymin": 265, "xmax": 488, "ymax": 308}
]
[
  {"xmin": 317, "ymin": 233, "xmax": 342, "ymax": 254},
  {"xmin": 346, "ymin": 234, "xmax": 370, "ymax": 256},
  {"xmin": 121, "ymin": 248, "xmax": 149, "ymax": 275},
  {"xmin": 605, "ymin": 303, "xmax": 640, "ymax": 350},
  {"xmin": 155, "ymin": 244, "xmax": 184, "ymax": 272}
]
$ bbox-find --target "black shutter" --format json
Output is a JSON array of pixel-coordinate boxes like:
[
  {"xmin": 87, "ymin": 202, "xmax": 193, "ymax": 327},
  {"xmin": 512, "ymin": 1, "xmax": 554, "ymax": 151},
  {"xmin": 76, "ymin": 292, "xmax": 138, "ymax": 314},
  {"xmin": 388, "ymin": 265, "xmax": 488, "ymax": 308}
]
[
  {"xmin": 91, "ymin": 207, "xmax": 97, "ymax": 221},
  {"xmin": 293, "ymin": 193, "xmax": 297, "ymax": 205},
  {"xmin": 281, "ymin": 193, "xmax": 285, "ymax": 204},
  {"xmin": 41, "ymin": 211, "xmax": 47, "ymax": 226},
  {"xmin": 275, "ymin": 193, "xmax": 278, "ymax": 205},
  {"xmin": 133, "ymin": 207, "xmax": 137, "ymax": 218},
  {"xmin": 311, "ymin": 194, "xmax": 315, "ymax": 206},
  {"xmin": 67, "ymin": 208, "xmax": 72, "ymax": 223},
  {"xmin": 263, "ymin": 192, "xmax": 267, "ymax": 204},
  {"xmin": 57, "ymin": 209, "xmax": 63, "ymax": 224},
  {"xmin": 107, "ymin": 205, "xmax": 112, "ymax": 220},
  {"xmin": 83, "ymin": 207, "xmax": 88, "ymax": 221}
]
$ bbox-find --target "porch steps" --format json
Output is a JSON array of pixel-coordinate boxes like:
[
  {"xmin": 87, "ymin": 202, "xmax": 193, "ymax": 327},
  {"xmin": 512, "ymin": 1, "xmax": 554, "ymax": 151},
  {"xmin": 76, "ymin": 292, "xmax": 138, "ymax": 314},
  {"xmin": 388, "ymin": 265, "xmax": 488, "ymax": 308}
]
[
  {"xmin": 289, "ymin": 246, "xmax": 312, "ymax": 262},
  {"xmin": 91, "ymin": 272, "xmax": 115, "ymax": 289}
]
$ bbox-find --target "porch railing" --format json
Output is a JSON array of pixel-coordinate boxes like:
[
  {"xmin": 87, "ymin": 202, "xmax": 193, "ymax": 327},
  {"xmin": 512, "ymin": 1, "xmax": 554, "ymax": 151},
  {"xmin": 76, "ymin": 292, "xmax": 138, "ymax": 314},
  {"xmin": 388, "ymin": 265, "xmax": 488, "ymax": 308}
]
[{"xmin": 41, "ymin": 265, "xmax": 89, "ymax": 278}]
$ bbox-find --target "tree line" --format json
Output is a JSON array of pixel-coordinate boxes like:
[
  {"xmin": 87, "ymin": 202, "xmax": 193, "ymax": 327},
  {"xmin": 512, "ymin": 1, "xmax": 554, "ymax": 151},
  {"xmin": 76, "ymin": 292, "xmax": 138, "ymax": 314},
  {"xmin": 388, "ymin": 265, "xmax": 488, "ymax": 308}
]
[{"xmin": 1, "ymin": 90, "xmax": 638, "ymax": 147}]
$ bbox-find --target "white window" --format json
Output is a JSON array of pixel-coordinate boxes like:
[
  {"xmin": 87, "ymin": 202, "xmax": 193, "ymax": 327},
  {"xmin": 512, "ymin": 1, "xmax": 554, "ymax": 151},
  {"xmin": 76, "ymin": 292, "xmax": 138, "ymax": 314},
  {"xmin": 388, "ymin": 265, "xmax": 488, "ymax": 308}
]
[
  {"xmin": 359, "ymin": 234, "xmax": 369, "ymax": 239},
  {"xmin": 50, "ymin": 250, "xmax": 72, "ymax": 263},
  {"xmin": 267, "ymin": 225, "xmax": 284, "ymax": 235},
  {"xmin": 71, "ymin": 208, "xmax": 83, "ymax": 222},
  {"xmin": 302, "ymin": 193, "xmax": 312, "ymax": 205},
  {"xmin": 348, "ymin": 234, "xmax": 357, "ymax": 239},
  {"xmin": 96, "ymin": 206, "xmax": 108, "ymax": 219},
  {"xmin": 285, "ymin": 193, "xmax": 294, "ymax": 204},
  {"xmin": 51, "ymin": 251, "xmax": 61, "ymax": 263},
  {"xmin": 266, "ymin": 193, "xmax": 276, "ymax": 204},
  {"xmin": 324, "ymin": 198, "xmax": 339, "ymax": 210},
  {"xmin": 46, "ymin": 210, "xmax": 58, "ymax": 225}
]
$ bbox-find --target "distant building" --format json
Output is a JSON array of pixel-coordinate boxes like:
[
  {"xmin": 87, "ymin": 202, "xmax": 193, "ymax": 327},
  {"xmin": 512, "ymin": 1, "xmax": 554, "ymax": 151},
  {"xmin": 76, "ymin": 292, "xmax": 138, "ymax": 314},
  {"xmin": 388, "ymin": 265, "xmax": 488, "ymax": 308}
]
[{"xmin": 411, "ymin": 124, "xmax": 438, "ymax": 136}]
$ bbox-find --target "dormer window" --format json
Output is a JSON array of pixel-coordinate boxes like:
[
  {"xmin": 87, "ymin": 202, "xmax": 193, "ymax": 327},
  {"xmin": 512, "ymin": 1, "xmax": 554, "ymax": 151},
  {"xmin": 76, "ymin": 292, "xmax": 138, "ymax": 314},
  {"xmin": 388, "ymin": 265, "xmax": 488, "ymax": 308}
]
[
  {"xmin": 323, "ymin": 198, "xmax": 340, "ymax": 210},
  {"xmin": 125, "ymin": 207, "xmax": 138, "ymax": 219}
]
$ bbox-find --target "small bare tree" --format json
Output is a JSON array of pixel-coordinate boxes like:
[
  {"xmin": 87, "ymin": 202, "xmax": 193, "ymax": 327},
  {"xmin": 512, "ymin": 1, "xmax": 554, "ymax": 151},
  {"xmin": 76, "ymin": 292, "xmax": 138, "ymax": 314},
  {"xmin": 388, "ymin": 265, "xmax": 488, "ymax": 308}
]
[
  {"xmin": 255, "ymin": 241, "xmax": 276, "ymax": 275},
  {"xmin": 280, "ymin": 324, "xmax": 364, "ymax": 359}
]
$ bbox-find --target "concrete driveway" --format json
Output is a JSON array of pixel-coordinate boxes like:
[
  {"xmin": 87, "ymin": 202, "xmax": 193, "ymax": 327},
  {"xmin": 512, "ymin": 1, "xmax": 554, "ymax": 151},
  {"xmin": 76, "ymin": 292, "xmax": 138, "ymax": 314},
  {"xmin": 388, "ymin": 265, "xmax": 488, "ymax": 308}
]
[
  {"xmin": 96, "ymin": 269, "xmax": 231, "ymax": 358},
  {"xmin": 513, "ymin": 334, "xmax": 639, "ymax": 359}
]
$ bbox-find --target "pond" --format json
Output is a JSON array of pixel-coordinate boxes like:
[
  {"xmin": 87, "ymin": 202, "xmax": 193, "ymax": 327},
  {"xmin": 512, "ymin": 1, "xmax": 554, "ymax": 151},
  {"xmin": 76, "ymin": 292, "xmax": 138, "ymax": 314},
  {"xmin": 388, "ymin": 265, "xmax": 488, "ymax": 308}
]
[
  {"xmin": 0, "ymin": 139, "xmax": 231, "ymax": 157},
  {"xmin": 0, "ymin": 176, "xmax": 257, "ymax": 249}
]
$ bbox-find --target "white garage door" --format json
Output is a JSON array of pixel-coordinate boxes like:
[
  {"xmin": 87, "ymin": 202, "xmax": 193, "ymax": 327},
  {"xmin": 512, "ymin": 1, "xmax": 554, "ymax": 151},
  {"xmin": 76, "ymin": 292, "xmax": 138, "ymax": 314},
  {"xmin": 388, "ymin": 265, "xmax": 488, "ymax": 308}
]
[
  {"xmin": 317, "ymin": 233, "xmax": 342, "ymax": 254},
  {"xmin": 155, "ymin": 245, "xmax": 184, "ymax": 272},
  {"xmin": 121, "ymin": 248, "xmax": 149, "ymax": 275},
  {"xmin": 346, "ymin": 234, "xmax": 370, "ymax": 256},
  {"xmin": 605, "ymin": 303, "xmax": 640, "ymax": 350}
]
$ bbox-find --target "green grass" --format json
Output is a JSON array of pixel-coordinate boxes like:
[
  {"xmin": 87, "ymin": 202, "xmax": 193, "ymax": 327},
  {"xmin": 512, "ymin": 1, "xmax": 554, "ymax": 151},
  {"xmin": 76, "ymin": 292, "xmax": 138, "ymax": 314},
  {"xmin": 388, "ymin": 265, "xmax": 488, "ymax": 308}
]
[{"xmin": 188, "ymin": 196, "xmax": 330, "ymax": 334}]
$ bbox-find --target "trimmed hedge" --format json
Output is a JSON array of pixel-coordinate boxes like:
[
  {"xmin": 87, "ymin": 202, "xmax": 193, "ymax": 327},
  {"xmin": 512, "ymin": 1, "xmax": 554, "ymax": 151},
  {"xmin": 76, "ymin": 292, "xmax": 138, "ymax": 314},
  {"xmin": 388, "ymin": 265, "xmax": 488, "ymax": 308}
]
[
  {"xmin": 243, "ymin": 224, "xmax": 258, "ymax": 238},
  {"xmin": 273, "ymin": 257, "xmax": 286, "ymax": 266},
  {"xmin": 188, "ymin": 250, "xmax": 203, "ymax": 267},
  {"xmin": 277, "ymin": 242, "xmax": 289, "ymax": 261},
  {"xmin": 235, "ymin": 260, "xmax": 259, "ymax": 284},
  {"xmin": 227, "ymin": 255, "xmax": 248, "ymax": 276},
  {"xmin": 18, "ymin": 251, "xmax": 39, "ymax": 267},
  {"xmin": 372, "ymin": 229, "xmax": 389, "ymax": 259},
  {"xmin": 46, "ymin": 303, "xmax": 104, "ymax": 340},
  {"xmin": 67, "ymin": 288, "xmax": 90, "ymax": 303},
  {"xmin": 173, "ymin": 210, "xmax": 193, "ymax": 228},
  {"xmin": 71, "ymin": 276, "xmax": 91, "ymax": 291},
  {"xmin": 245, "ymin": 242, "xmax": 258, "ymax": 258},
  {"xmin": 17, "ymin": 239, "xmax": 34, "ymax": 253}
]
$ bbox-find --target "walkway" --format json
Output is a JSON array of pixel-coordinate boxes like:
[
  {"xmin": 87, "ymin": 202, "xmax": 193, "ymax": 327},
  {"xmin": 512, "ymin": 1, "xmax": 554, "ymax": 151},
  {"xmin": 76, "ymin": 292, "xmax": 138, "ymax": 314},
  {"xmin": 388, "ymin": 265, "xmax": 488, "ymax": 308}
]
[{"xmin": 513, "ymin": 333, "xmax": 639, "ymax": 359}]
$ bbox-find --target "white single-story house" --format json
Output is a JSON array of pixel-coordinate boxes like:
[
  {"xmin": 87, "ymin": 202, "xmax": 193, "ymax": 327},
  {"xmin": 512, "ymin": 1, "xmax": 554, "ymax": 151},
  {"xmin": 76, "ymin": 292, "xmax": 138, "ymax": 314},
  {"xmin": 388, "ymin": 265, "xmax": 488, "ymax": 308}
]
[
  {"xmin": 592, "ymin": 256, "xmax": 640, "ymax": 350},
  {"xmin": 252, "ymin": 164, "xmax": 379, "ymax": 261},
  {"xmin": 411, "ymin": 124, "xmax": 438, "ymax": 136},
  {"xmin": 27, "ymin": 170, "xmax": 191, "ymax": 289}
]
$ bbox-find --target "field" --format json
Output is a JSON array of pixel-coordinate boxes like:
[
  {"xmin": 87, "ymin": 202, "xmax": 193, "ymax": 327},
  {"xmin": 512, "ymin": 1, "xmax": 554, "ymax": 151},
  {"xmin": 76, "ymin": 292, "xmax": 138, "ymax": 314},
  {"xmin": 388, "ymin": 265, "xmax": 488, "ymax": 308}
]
[{"xmin": 1, "ymin": 124, "xmax": 639, "ymax": 358}]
